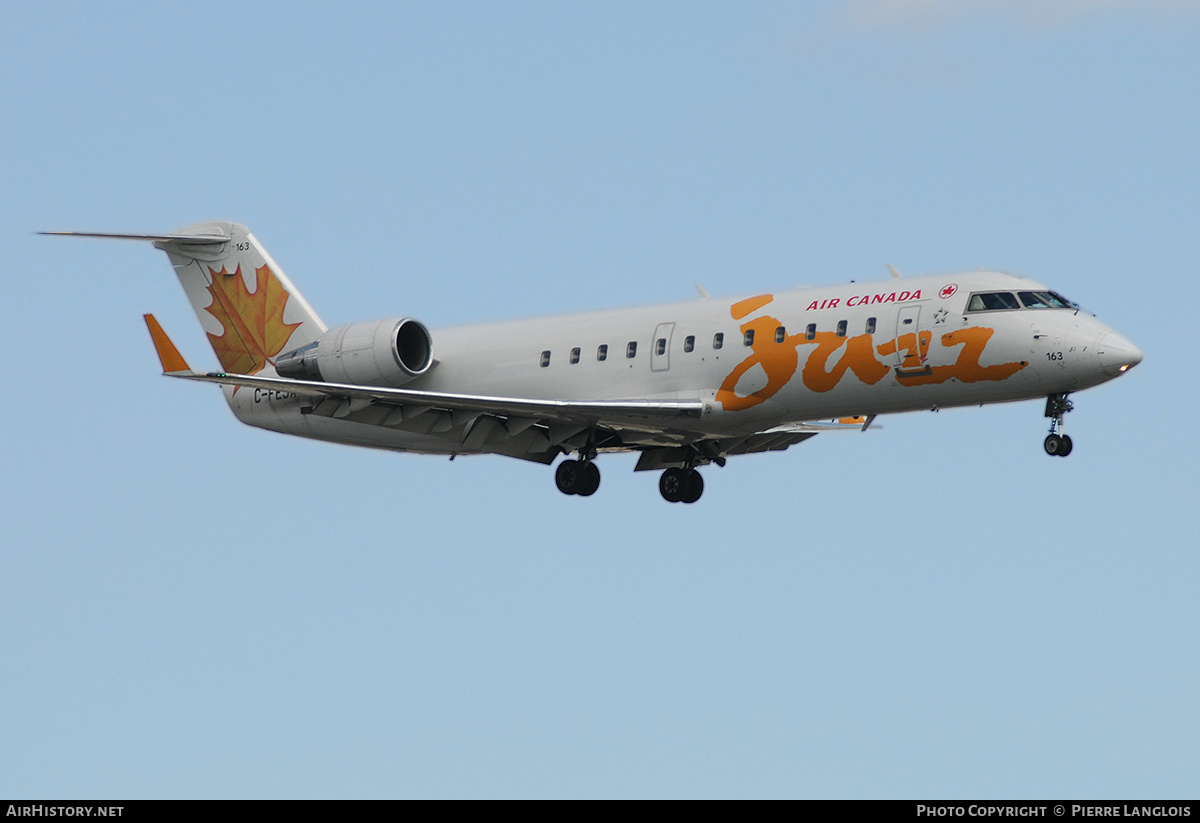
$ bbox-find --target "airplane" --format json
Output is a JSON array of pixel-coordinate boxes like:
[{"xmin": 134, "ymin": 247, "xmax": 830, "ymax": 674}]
[{"xmin": 46, "ymin": 221, "xmax": 1143, "ymax": 503}]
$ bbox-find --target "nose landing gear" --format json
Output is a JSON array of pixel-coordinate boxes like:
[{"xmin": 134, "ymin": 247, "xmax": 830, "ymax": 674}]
[{"xmin": 1044, "ymin": 393, "xmax": 1074, "ymax": 457}]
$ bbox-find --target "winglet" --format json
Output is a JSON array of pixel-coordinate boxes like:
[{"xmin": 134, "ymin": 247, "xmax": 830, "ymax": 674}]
[{"xmin": 143, "ymin": 314, "xmax": 192, "ymax": 374}]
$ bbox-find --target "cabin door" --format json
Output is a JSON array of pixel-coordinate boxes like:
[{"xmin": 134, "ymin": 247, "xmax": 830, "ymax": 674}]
[
  {"xmin": 893, "ymin": 305, "xmax": 930, "ymax": 375},
  {"xmin": 651, "ymin": 322, "xmax": 675, "ymax": 372}
]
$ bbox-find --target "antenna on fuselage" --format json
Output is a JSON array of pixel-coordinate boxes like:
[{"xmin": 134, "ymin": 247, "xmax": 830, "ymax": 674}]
[
  {"xmin": 887, "ymin": 265, "xmax": 902, "ymax": 280},
  {"xmin": 695, "ymin": 285, "xmax": 711, "ymax": 300}
]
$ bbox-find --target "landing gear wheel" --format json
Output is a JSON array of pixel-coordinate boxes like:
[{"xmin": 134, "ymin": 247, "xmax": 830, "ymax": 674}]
[
  {"xmin": 556, "ymin": 459, "xmax": 601, "ymax": 496},
  {"xmin": 659, "ymin": 467, "xmax": 686, "ymax": 503},
  {"xmin": 1058, "ymin": 435, "xmax": 1073, "ymax": 457},
  {"xmin": 1044, "ymin": 434, "xmax": 1064, "ymax": 456},
  {"xmin": 577, "ymin": 462, "xmax": 601, "ymax": 496},
  {"xmin": 660, "ymin": 468, "xmax": 703, "ymax": 503},
  {"xmin": 555, "ymin": 460, "xmax": 583, "ymax": 495}
]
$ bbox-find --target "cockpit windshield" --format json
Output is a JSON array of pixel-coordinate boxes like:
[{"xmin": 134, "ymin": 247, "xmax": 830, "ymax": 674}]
[
  {"xmin": 966, "ymin": 292, "xmax": 1020, "ymax": 312},
  {"xmin": 966, "ymin": 290, "xmax": 1077, "ymax": 313},
  {"xmin": 1018, "ymin": 290, "xmax": 1075, "ymax": 309}
]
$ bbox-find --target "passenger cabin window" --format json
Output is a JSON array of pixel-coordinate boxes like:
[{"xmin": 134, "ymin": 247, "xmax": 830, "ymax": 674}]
[
  {"xmin": 540, "ymin": 350, "xmax": 550, "ymax": 368},
  {"xmin": 775, "ymin": 326, "xmax": 786, "ymax": 343},
  {"xmin": 866, "ymin": 317, "xmax": 876, "ymax": 334},
  {"xmin": 570, "ymin": 347, "xmax": 580, "ymax": 364},
  {"xmin": 656, "ymin": 338, "xmax": 667, "ymax": 355},
  {"xmin": 836, "ymin": 320, "xmax": 847, "ymax": 338},
  {"xmin": 626, "ymin": 341, "xmax": 637, "ymax": 358},
  {"xmin": 966, "ymin": 291, "xmax": 1020, "ymax": 312},
  {"xmin": 713, "ymin": 333, "xmax": 724, "ymax": 350},
  {"xmin": 684, "ymin": 335, "xmax": 695, "ymax": 353},
  {"xmin": 743, "ymin": 329, "xmax": 755, "ymax": 347},
  {"xmin": 1019, "ymin": 290, "xmax": 1074, "ymax": 309},
  {"xmin": 805, "ymin": 323, "xmax": 816, "ymax": 341},
  {"xmin": 597, "ymin": 344, "xmax": 608, "ymax": 361}
]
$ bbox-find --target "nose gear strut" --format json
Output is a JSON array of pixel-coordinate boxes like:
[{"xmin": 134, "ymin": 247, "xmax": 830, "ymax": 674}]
[{"xmin": 1044, "ymin": 393, "xmax": 1074, "ymax": 457}]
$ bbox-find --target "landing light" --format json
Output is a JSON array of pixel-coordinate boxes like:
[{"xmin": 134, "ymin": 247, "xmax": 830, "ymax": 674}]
[{"xmin": 1119, "ymin": 365, "xmax": 1129, "ymax": 373}]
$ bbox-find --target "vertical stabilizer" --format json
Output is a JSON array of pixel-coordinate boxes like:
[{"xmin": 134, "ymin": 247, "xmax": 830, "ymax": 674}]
[{"xmin": 153, "ymin": 222, "xmax": 326, "ymax": 376}]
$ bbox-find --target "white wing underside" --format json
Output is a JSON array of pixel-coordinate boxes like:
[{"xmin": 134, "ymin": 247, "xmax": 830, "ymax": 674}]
[{"xmin": 173, "ymin": 370, "xmax": 867, "ymax": 465}]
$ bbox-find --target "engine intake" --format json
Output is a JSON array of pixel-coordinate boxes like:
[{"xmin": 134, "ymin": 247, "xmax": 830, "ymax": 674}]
[{"xmin": 276, "ymin": 318, "xmax": 433, "ymax": 386}]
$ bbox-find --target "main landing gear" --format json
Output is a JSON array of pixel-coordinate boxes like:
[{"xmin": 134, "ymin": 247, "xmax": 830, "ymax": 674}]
[
  {"xmin": 555, "ymin": 458, "xmax": 601, "ymax": 496},
  {"xmin": 1044, "ymin": 393, "xmax": 1074, "ymax": 457},
  {"xmin": 554, "ymin": 441, "xmax": 711, "ymax": 503},
  {"xmin": 554, "ymin": 459, "xmax": 706, "ymax": 503},
  {"xmin": 659, "ymin": 467, "xmax": 704, "ymax": 504}
]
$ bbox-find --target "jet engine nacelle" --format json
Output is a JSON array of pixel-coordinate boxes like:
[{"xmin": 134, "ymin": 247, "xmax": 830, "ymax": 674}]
[{"xmin": 276, "ymin": 318, "xmax": 433, "ymax": 386}]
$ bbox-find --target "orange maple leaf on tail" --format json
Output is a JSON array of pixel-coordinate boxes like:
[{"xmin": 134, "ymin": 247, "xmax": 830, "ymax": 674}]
[{"xmin": 204, "ymin": 264, "xmax": 301, "ymax": 374}]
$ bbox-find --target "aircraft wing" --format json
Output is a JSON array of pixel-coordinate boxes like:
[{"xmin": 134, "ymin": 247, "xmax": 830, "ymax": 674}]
[
  {"xmin": 171, "ymin": 368, "xmax": 707, "ymax": 463},
  {"xmin": 145, "ymin": 312, "xmax": 706, "ymax": 461},
  {"xmin": 759, "ymin": 416, "xmax": 879, "ymax": 433},
  {"xmin": 144, "ymin": 314, "xmax": 861, "ymax": 465},
  {"xmin": 626, "ymin": 417, "xmax": 879, "ymax": 471},
  {"xmin": 173, "ymin": 368, "xmax": 704, "ymax": 426}
]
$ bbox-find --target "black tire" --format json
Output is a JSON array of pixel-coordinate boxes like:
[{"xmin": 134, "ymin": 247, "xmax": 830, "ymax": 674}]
[
  {"xmin": 1044, "ymin": 434, "xmax": 1063, "ymax": 456},
  {"xmin": 681, "ymin": 470, "xmax": 704, "ymax": 504},
  {"xmin": 659, "ymin": 467, "xmax": 686, "ymax": 502},
  {"xmin": 1058, "ymin": 435, "xmax": 1073, "ymax": 457},
  {"xmin": 555, "ymin": 460, "xmax": 582, "ymax": 495},
  {"xmin": 577, "ymin": 462, "xmax": 601, "ymax": 496}
]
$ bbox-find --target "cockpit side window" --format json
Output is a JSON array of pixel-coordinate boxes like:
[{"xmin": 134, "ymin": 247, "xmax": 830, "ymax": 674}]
[
  {"xmin": 1019, "ymin": 290, "xmax": 1073, "ymax": 309},
  {"xmin": 966, "ymin": 291, "xmax": 1020, "ymax": 312}
]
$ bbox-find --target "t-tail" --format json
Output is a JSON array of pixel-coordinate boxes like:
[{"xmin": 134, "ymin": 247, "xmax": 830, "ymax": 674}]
[{"xmin": 45, "ymin": 222, "xmax": 326, "ymax": 378}]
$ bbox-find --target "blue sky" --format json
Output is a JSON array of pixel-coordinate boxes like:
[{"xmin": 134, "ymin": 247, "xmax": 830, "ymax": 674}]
[{"xmin": 3, "ymin": 0, "xmax": 1197, "ymax": 798}]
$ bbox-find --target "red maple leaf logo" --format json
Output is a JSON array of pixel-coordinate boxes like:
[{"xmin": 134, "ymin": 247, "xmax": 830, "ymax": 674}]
[{"xmin": 939, "ymin": 284, "xmax": 958, "ymax": 299}]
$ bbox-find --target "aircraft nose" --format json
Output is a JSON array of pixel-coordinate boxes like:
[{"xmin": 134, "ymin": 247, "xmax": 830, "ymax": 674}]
[{"xmin": 1097, "ymin": 331, "xmax": 1143, "ymax": 376}]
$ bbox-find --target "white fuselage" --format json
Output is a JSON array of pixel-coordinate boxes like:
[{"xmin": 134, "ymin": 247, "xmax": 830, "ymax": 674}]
[{"xmin": 228, "ymin": 270, "xmax": 1140, "ymax": 455}]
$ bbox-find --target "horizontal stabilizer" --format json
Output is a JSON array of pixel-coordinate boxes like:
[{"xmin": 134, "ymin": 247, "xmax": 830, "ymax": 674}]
[{"xmin": 40, "ymin": 230, "xmax": 229, "ymax": 244}]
